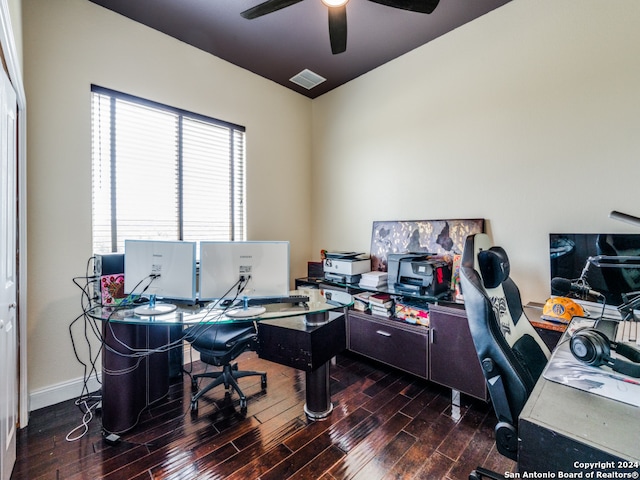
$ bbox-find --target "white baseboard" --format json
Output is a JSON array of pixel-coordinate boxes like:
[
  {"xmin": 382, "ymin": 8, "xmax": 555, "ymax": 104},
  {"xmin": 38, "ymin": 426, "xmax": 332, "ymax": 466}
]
[
  {"xmin": 29, "ymin": 373, "xmax": 103, "ymax": 412},
  {"xmin": 29, "ymin": 343, "xmax": 200, "ymax": 412}
]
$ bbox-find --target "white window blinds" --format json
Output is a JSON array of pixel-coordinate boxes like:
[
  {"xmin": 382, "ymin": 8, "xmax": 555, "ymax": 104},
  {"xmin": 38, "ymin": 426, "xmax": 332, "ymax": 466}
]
[{"xmin": 91, "ymin": 86, "xmax": 246, "ymax": 253}]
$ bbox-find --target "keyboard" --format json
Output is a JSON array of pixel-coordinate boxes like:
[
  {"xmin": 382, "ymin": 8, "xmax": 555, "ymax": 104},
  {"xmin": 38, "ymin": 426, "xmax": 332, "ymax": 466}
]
[
  {"xmin": 246, "ymin": 295, "xmax": 309, "ymax": 306},
  {"xmin": 615, "ymin": 320, "xmax": 640, "ymax": 345}
]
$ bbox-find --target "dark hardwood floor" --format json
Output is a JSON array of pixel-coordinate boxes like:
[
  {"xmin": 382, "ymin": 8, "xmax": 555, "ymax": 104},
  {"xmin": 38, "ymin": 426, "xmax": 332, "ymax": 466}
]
[{"xmin": 12, "ymin": 352, "xmax": 515, "ymax": 479}]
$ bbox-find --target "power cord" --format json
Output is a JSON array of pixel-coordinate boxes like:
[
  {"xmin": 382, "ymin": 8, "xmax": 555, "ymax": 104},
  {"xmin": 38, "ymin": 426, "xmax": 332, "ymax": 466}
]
[{"xmin": 69, "ymin": 258, "xmax": 250, "ymax": 440}]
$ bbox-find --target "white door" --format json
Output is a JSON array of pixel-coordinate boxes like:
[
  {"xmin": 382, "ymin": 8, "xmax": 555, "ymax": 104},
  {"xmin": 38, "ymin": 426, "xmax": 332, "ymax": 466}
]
[{"xmin": 0, "ymin": 66, "xmax": 17, "ymax": 480}]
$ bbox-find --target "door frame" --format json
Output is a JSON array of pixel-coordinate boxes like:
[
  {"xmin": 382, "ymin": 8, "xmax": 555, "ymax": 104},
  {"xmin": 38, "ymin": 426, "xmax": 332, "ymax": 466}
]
[{"xmin": 0, "ymin": 0, "xmax": 28, "ymax": 427}]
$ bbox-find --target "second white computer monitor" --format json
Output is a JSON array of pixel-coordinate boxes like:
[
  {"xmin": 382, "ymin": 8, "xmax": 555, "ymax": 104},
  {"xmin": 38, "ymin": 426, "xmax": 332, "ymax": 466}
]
[{"xmin": 199, "ymin": 241, "xmax": 290, "ymax": 301}]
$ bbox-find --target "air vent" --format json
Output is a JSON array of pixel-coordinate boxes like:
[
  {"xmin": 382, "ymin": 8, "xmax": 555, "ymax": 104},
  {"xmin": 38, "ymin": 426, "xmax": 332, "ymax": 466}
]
[{"xmin": 290, "ymin": 69, "xmax": 326, "ymax": 90}]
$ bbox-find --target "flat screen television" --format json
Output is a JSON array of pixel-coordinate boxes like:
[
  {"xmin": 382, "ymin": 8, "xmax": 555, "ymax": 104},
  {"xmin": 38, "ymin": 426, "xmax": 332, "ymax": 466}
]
[
  {"xmin": 124, "ymin": 239, "xmax": 197, "ymax": 315},
  {"xmin": 199, "ymin": 241, "xmax": 290, "ymax": 316},
  {"xmin": 549, "ymin": 233, "xmax": 640, "ymax": 306}
]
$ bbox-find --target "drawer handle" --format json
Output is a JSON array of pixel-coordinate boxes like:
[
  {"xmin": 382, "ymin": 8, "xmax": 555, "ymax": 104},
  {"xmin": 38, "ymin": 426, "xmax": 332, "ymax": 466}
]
[{"xmin": 376, "ymin": 330, "xmax": 391, "ymax": 337}]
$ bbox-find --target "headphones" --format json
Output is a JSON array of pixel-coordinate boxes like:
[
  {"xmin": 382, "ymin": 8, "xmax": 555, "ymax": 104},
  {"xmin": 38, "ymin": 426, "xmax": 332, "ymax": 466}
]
[{"xmin": 570, "ymin": 327, "xmax": 640, "ymax": 378}]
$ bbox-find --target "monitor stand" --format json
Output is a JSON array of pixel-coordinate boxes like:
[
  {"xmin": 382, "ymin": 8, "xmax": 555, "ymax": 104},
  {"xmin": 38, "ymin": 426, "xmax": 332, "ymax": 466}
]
[
  {"xmin": 225, "ymin": 296, "xmax": 266, "ymax": 318},
  {"xmin": 134, "ymin": 295, "xmax": 177, "ymax": 316}
]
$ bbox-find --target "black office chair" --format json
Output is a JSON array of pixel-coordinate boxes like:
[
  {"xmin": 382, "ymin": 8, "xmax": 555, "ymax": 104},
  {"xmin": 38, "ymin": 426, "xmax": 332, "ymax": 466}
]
[
  {"xmin": 183, "ymin": 321, "xmax": 267, "ymax": 413},
  {"xmin": 459, "ymin": 234, "xmax": 551, "ymax": 480}
]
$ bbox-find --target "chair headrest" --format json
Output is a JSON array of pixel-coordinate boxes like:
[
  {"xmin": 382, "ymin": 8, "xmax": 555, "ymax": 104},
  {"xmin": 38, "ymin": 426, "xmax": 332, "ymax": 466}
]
[{"xmin": 478, "ymin": 246, "xmax": 510, "ymax": 289}]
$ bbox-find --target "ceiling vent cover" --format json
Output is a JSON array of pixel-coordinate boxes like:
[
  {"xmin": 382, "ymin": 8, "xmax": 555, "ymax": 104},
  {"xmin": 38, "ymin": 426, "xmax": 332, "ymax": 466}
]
[{"xmin": 290, "ymin": 69, "xmax": 326, "ymax": 90}]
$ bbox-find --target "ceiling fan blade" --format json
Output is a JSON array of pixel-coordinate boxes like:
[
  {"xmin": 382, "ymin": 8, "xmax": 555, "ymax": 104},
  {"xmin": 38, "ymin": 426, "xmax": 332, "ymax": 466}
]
[
  {"xmin": 328, "ymin": 5, "xmax": 347, "ymax": 54},
  {"xmin": 241, "ymin": 0, "xmax": 305, "ymax": 19},
  {"xmin": 367, "ymin": 0, "xmax": 440, "ymax": 14}
]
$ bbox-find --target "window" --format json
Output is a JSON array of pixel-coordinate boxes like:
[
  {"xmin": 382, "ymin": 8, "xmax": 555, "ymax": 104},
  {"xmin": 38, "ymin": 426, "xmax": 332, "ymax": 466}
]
[{"xmin": 91, "ymin": 86, "xmax": 246, "ymax": 253}]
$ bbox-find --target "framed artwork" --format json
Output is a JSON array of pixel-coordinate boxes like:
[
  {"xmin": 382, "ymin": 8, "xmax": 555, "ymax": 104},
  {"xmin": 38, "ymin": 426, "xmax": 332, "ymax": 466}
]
[{"xmin": 370, "ymin": 218, "xmax": 485, "ymax": 271}]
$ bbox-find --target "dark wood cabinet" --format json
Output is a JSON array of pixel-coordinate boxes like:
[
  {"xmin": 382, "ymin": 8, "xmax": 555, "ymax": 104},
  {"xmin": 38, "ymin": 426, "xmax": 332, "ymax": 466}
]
[
  {"xmin": 347, "ymin": 311, "xmax": 428, "ymax": 379},
  {"xmin": 296, "ymin": 277, "xmax": 488, "ymax": 401},
  {"xmin": 428, "ymin": 304, "xmax": 487, "ymax": 400},
  {"xmin": 347, "ymin": 306, "xmax": 487, "ymax": 400},
  {"xmin": 257, "ymin": 313, "xmax": 346, "ymax": 372}
]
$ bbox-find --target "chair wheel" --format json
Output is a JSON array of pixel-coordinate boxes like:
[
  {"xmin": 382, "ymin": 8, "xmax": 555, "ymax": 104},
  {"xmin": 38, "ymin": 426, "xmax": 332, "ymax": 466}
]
[
  {"xmin": 191, "ymin": 400, "xmax": 198, "ymax": 412},
  {"xmin": 261, "ymin": 375, "xmax": 267, "ymax": 389},
  {"xmin": 469, "ymin": 472, "xmax": 480, "ymax": 480},
  {"xmin": 240, "ymin": 398, "xmax": 247, "ymax": 414}
]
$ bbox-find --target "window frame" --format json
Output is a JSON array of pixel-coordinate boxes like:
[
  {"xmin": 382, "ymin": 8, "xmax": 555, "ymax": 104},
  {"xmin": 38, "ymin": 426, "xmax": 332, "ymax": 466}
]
[{"xmin": 91, "ymin": 85, "xmax": 246, "ymax": 253}]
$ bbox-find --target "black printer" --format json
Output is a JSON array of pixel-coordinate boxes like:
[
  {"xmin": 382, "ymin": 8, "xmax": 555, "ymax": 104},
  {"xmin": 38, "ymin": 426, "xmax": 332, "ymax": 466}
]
[{"xmin": 387, "ymin": 253, "xmax": 451, "ymax": 297}]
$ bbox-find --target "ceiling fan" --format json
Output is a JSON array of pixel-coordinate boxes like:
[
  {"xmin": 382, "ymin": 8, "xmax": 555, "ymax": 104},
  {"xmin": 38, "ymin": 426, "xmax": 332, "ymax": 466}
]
[{"xmin": 240, "ymin": 0, "xmax": 440, "ymax": 55}]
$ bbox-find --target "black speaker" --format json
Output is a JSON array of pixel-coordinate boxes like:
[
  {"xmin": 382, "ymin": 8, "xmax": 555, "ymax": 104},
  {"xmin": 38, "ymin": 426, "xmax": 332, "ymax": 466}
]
[{"xmin": 570, "ymin": 327, "xmax": 640, "ymax": 378}]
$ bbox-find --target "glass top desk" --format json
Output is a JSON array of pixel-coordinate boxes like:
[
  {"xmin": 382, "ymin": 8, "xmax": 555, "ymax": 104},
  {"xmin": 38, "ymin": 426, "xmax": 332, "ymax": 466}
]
[
  {"xmin": 90, "ymin": 293, "xmax": 352, "ymax": 434},
  {"xmin": 93, "ymin": 293, "xmax": 350, "ymax": 325}
]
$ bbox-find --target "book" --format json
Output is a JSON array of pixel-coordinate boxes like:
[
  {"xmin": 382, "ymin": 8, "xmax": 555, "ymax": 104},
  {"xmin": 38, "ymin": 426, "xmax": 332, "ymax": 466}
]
[
  {"xmin": 451, "ymin": 254, "xmax": 463, "ymax": 302},
  {"xmin": 369, "ymin": 292, "xmax": 392, "ymax": 306},
  {"xmin": 369, "ymin": 292, "xmax": 394, "ymax": 318},
  {"xmin": 395, "ymin": 302, "xmax": 429, "ymax": 326},
  {"xmin": 370, "ymin": 305, "xmax": 392, "ymax": 317},
  {"xmin": 353, "ymin": 291, "xmax": 373, "ymax": 311},
  {"xmin": 370, "ymin": 300, "xmax": 393, "ymax": 310}
]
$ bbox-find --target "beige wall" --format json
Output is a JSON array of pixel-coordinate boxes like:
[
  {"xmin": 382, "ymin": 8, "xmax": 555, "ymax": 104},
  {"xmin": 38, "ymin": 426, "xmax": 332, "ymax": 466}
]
[
  {"xmin": 22, "ymin": 0, "xmax": 640, "ymax": 408},
  {"xmin": 23, "ymin": 0, "xmax": 312, "ymax": 405},
  {"xmin": 311, "ymin": 0, "xmax": 640, "ymax": 304}
]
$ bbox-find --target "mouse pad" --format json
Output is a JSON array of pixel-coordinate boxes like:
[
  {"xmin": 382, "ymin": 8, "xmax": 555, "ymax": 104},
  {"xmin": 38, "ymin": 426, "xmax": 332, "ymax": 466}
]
[{"xmin": 543, "ymin": 322, "xmax": 640, "ymax": 408}]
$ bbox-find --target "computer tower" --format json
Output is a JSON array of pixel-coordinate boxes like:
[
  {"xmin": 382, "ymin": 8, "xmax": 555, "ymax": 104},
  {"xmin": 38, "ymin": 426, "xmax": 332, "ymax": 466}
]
[
  {"xmin": 95, "ymin": 253, "xmax": 125, "ymax": 277},
  {"xmin": 92, "ymin": 253, "xmax": 125, "ymax": 306}
]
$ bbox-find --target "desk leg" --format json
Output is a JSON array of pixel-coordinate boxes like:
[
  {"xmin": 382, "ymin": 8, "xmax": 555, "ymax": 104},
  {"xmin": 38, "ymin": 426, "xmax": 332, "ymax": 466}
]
[
  {"xmin": 147, "ymin": 326, "xmax": 171, "ymax": 405},
  {"xmin": 303, "ymin": 362, "xmax": 333, "ymax": 420},
  {"xmin": 102, "ymin": 323, "xmax": 142, "ymax": 434},
  {"xmin": 102, "ymin": 323, "xmax": 170, "ymax": 434}
]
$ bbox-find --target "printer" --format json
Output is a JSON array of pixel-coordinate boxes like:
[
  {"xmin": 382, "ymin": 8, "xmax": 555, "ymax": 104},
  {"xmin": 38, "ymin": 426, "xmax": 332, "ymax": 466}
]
[
  {"xmin": 323, "ymin": 252, "xmax": 371, "ymax": 284},
  {"xmin": 387, "ymin": 253, "xmax": 450, "ymax": 297}
]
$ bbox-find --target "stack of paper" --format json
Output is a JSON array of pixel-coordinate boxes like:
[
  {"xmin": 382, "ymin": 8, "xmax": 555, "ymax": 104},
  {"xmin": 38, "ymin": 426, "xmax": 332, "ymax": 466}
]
[{"xmin": 359, "ymin": 271, "xmax": 388, "ymax": 289}]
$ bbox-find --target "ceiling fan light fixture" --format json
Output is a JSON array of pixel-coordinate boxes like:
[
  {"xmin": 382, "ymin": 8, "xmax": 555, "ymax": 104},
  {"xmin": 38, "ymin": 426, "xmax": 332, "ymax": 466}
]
[
  {"xmin": 321, "ymin": 0, "xmax": 348, "ymax": 7},
  {"xmin": 242, "ymin": 0, "xmax": 437, "ymax": 55}
]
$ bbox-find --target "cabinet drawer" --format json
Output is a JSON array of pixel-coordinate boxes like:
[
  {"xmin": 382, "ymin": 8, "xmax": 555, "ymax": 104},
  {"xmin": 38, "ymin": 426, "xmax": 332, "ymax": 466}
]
[{"xmin": 348, "ymin": 312, "xmax": 428, "ymax": 379}]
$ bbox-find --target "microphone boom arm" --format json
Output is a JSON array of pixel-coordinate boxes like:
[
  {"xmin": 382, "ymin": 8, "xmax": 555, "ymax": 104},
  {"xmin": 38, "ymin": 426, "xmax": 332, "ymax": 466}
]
[{"xmin": 588, "ymin": 255, "xmax": 640, "ymax": 268}]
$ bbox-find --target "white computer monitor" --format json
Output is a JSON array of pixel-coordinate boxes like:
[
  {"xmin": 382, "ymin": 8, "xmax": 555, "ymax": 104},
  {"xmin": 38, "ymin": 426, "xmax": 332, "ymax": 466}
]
[
  {"xmin": 199, "ymin": 241, "xmax": 290, "ymax": 309},
  {"xmin": 124, "ymin": 239, "xmax": 197, "ymax": 315}
]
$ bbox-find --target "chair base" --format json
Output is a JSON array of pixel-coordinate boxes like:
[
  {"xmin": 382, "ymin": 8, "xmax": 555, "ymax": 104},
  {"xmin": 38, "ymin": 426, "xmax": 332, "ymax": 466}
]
[
  {"xmin": 469, "ymin": 467, "xmax": 506, "ymax": 480},
  {"xmin": 191, "ymin": 362, "xmax": 267, "ymax": 413}
]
